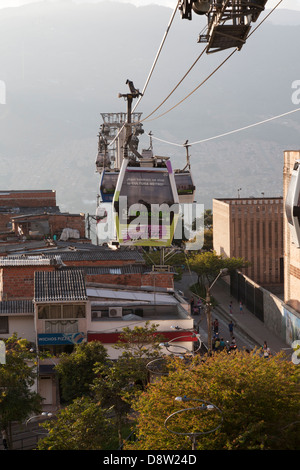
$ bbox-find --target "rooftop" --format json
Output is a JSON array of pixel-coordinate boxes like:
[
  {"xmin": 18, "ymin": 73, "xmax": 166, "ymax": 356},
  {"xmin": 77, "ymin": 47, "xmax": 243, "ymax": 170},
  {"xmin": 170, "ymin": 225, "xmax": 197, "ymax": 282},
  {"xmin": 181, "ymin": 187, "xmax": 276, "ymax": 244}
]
[
  {"xmin": 34, "ymin": 269, "xmax": 87, "ymax": 302},
  {"xmin": 0, "ymin": 300, "xmax": 34, "ymax": 314}
]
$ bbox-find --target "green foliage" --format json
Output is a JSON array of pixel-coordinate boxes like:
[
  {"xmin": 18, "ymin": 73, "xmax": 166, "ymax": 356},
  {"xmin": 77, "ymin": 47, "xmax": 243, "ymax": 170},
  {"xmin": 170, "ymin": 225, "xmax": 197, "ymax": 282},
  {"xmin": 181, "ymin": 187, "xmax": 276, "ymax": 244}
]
[
  {"xmin": 91, "ymin": 322, "xmax": 167, "ymax": 445},
  {"xmin": 114, "ymin": 321, "xmax": 166, "ymax": 358},
  {"xmin": 37, "ymin": 397, "xmax": 115, "ymax": 450},
  {"xmin": 188, "ymin": 250, "xmax": 249, "ymax": 287},
  {"xmin": 125, "ymin": 350, "xmax": 300, "ymax": 450},
  {"xmin": 0, "ymin": 334, "xmax": 42, "ymax": 449},
  {"xmin": 54, "ymin": 341, "xmax": 108, "ymax": 403}
]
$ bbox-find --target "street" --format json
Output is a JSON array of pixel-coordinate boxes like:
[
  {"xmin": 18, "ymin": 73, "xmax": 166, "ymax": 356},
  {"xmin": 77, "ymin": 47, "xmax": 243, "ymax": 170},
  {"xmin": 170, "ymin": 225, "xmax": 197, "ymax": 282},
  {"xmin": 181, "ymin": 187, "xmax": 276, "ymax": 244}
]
[{"xmin": 175, "ymin": 272, "xmax": 257, "ymax": 353}]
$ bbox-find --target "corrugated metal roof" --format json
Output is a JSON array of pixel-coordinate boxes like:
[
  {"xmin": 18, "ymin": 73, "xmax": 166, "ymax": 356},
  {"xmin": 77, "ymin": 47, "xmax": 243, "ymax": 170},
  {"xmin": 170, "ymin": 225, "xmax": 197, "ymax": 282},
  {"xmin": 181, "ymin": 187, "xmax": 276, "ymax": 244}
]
[
  {"xmin": 0, "ymin": 300, "xmax": 34, "ymax": 314},
  {"xmin": 87, "ymin": 287, "xmax": 177, "ymax": 304},
  {"xmin": 61, "ymin": 265, "xmax": 150, "ymax": 275},
  {"xmin": 34, "ymin": 269, "xmax": 87, "ymax": 302},
  {"xmin": 0, "ymin": 241, "xmax": 144, "ymax": 262},
  {"xmin": 51, "ymin": 250, "xmax": 144, "ymax": 262},
  {"xmin": 0, "ymin": 255, "xmax": 62, "ymax": 266}
]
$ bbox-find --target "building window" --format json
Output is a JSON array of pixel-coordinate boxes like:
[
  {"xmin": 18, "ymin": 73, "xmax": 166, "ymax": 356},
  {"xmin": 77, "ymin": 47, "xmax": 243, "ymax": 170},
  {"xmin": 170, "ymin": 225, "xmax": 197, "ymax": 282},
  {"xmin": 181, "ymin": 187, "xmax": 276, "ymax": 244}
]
[
  {"xmin": 0, "ymin": 316, "xmax": 8, "ymax": 334},
  {"xmin": 45, "ymin": 320, "xmax": 78, "ymax": 334},
  {"xmin": 38, "ymin": 304, "xmax": 86, "ymax": 319},
  {"xmin": 62, "ymin": 304, "xmax": 85, "ymax": 318}
]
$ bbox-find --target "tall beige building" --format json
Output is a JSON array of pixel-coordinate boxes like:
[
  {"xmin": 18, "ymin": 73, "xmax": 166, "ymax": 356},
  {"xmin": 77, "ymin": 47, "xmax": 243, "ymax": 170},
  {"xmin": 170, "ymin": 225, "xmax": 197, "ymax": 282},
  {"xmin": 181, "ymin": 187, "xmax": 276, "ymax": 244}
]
[
  {"xmin": 213, "ymin": 197, "xmax": 283, "ymax": 288},
  {"xmin": 283, "ymin": 150, "xmax": 300, "ymax": 312}
]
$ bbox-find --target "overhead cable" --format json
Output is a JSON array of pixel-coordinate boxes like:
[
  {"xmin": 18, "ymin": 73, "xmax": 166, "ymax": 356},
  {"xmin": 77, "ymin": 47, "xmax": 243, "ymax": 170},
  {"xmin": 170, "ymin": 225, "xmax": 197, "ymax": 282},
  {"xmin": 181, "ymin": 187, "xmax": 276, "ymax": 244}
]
[
  {"xmin": 141, "ymin": 0, "xmax": 284, "ymax": 124},
  {"xmin": 148, "ymin": 107, "xmax": 300, "ymax": 147},
  {"xmin": 133, "ymin": 0, "xmax": 181, "ymax": 112},
  {"xmin": 108, "ymin": 0, "xmax": 180, "ymax": 148}
]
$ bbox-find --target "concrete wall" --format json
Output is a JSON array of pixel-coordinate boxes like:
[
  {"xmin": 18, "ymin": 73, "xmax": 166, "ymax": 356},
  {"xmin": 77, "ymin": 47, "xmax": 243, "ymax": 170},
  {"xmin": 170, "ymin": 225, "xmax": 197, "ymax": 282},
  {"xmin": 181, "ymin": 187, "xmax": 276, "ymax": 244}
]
[
  {"xmin": 235, "ymin": 272, "xmax": 300, "ymax": 346},
  {"xmin": 0, "ymin": 315, "xmax": 35, "ymax": 342},
  {"xmin": 213, "ymin": 199, "xmax": 231, "ymax": 257}
]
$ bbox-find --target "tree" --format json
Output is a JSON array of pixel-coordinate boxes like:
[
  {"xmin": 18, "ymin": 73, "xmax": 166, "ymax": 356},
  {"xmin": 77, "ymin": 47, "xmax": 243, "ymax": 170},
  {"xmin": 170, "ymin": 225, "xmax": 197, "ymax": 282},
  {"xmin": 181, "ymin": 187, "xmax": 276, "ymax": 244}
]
[
  {"xmin": 204, "ymin": 209, "xmax": 213, "ymax": 230},
  {"xmin": 54, "ymin": 341, "xmax": 108, "ymax": 404},
  {"xmin": 114, "ymin": 321, "xmax": 167, "ymax": 362},
  {"xmin": 188, "ymin": 250, "xmax": 249, "ymax": 290},
  {"xmin": 92, "ymin": 322, "xmax": 167, "ymax": 445},
  {"xmin": 37, "ymin": 397, "xmax": 115, "ymax": 450},
  {"xmin": 0, "ymin": 334, "xmax": 42, "ymax": 449},
  {"xmin": 125, "ymin": 350, "xmax": 300, "ymax": 450}
]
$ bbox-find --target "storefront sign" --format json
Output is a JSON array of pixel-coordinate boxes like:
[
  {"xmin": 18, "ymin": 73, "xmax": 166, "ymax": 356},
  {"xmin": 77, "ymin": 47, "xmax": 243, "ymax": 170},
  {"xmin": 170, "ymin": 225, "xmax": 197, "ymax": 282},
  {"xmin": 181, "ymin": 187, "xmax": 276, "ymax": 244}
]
[{"xmin": 38, "ymin": 332, "xmax": 85, "ymax": 345}]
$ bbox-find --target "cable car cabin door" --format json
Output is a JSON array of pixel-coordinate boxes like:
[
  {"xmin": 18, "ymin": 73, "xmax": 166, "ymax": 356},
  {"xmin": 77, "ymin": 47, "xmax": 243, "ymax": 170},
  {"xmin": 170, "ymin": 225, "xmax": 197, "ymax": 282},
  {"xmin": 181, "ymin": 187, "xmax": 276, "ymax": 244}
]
[
  {"xmin": 99, "ymin": 171, "xmax": 119, "ymax": 203},
  {"xmin": 113, "ymin": 159, "xmax": 179, "ymax": 246},
  {"xmin": 175, "ymin": 172, "xmax": 196, "ymax": 204},
  {"xmin": 285, "ymin": 159, "xmax": 300, "ymax": 247}
]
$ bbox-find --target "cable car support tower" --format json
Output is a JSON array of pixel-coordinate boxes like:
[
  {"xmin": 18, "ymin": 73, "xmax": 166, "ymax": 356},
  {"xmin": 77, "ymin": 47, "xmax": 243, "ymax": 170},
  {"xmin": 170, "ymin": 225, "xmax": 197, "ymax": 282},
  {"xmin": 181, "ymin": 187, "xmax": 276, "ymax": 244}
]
[{"xmin": 179, "ymin": 1, "xmax": 269, "ymax": 53}]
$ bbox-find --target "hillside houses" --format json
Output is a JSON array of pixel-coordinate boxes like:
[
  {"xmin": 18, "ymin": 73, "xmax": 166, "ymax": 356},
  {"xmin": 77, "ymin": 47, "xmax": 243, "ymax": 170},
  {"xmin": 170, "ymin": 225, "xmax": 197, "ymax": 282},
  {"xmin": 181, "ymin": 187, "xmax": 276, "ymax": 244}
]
[{"xmin": 0, "ymin": 190, "xmax": 193, "ymax": 409}]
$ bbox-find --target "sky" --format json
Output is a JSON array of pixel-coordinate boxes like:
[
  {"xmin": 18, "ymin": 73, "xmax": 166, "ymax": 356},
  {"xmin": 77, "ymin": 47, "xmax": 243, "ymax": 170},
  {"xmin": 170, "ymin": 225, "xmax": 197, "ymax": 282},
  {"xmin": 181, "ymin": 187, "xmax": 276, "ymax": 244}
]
[{"xmin": 0, "ymin": 0, "xmax": 299, "ymax": 11}]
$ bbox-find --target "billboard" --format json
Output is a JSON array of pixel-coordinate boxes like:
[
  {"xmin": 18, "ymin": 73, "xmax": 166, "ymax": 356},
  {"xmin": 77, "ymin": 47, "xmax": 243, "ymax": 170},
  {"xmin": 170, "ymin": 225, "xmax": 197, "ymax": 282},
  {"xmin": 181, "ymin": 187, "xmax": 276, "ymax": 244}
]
[
  {"xmin": 38, "ymin": 332, "xmax": 85, "ymax": 345},
  {"xmin": 113, "ymin": 160, "xmax": 179, "ymax": 247}
]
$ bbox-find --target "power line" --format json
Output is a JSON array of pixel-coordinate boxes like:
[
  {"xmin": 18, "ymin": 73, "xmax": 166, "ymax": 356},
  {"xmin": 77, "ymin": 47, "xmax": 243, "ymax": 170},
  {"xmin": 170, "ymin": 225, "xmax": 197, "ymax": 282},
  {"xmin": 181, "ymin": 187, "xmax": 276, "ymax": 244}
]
[
  {"xmin": 133, "ymin": 0, "xmax": 181, "ymax": 113},
  {"xmin": 142, "ymin": 47, "xmax": 237, "ymax": 123},
  {"xmin": 148, "ymin": 107, "xmax": 300, "ymax": 147},
  {"xmin": 140, "ymin": 44, "xmax": 208, "ymax": 123},
  {"xmin": 108, "ymin": 1, "xmax": 180, "ymax": 148},
  {"xmin": 141, "ymin": 0, "xmax": 284, "ymax": 124}
]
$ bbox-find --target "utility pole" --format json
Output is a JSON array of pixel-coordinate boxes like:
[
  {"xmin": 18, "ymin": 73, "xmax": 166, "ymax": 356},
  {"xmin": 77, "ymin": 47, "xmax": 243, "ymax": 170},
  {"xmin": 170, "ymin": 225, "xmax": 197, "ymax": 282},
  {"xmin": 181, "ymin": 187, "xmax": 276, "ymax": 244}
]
[
  {"xmin": 118, "ymin": 80, "xmax": 143, "ymax": 160},
  {"xmin": 205, "ymin": 268, "xmax": 228, "ymax": 354},
  {"xmin": 206, "ymin": 286, "xmax": 212, "ymax": 355}
]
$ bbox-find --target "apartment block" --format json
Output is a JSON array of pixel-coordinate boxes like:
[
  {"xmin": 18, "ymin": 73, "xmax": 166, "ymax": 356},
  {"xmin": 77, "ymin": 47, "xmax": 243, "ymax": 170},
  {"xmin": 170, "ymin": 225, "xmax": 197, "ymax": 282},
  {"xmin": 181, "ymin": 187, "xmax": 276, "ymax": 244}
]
[{"xmin": 213, "ymin": 197, "xmax": 284, "ymax": 288}]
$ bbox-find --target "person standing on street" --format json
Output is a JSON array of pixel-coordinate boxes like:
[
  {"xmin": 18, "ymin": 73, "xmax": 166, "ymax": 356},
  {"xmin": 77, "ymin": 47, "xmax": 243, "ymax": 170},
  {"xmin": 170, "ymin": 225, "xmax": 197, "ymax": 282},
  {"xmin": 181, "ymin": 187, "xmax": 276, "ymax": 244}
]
[
  {"xmin": 228, "ymin": 320, "xmax": 235, "ymax": 338},
  {"xmin": 262, "ymin": 340, "xmax": 271, "ymax": 358},
  {"xmin": 190, "ymin": 297, "xmax": 195, "ymax": 315},
  {"xmin": 213, "ymin": 318, "xmax": 219, "ymax": 335},
  {"xmin": 2, "ymin": 429, "xmax": 8, "ymax": 450}
]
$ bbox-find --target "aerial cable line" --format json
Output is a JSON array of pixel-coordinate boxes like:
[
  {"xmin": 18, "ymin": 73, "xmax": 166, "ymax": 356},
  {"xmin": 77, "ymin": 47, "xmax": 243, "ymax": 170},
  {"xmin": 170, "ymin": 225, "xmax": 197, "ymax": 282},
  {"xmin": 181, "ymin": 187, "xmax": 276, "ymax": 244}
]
[
  {"xmin": 247, "ymin": 0, "xmax": 283, "ymax": 39},
  {"xmin": 133, "ymin": 0, "xmax": 181, "ymax": 113},
  {"xmin": 108, "ymin": 0, "xmax": 180, "ymax": 148},
  {"xmin": 148, "ymin": 107, "xmax": 300, "ymax": 147},
  {"xmin": 139, "ymin": 44, "xmax": 208, "ymax": 123},
  {"xmin": 142, "ymin": 46, "xmax": 237, "ymax": 123},
  {"xmin": 109, "ymin": 0, "xmax": 283, "ymax": 145},
  {"xmin": 141, "ymin": 0, "xmax": 284, "ymax": 124}
]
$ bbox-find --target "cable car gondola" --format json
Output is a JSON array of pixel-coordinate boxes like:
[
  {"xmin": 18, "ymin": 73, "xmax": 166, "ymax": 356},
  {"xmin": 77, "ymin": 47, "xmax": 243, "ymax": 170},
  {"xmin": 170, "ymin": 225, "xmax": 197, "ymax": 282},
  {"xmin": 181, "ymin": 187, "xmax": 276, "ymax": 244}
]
[
  {"xmin": 285, "ymin": 159, "xmax": 300, "ymax": 248},
  {"xmin": 175, "ymin": 171, "xmax": 196, "ymax": 204},
  {"xmin": 99, "ymin": 170, "xmax": 119, "ymax": 203},
  {"xmin": 113, "ymin": 158, "xmax": 179, "ymax": 247}
]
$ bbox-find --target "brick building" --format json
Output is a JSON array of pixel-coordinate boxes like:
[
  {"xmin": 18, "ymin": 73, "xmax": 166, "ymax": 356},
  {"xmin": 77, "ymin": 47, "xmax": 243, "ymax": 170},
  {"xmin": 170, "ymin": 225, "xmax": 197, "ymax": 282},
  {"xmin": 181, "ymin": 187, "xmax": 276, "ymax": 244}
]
[
  {"xmin": 0, "ymin": 190, "xmax": 86, "ymax": 243},
  {"xmin": 11, "ymin": 212, "xmax": 86, "ymax": 240},
  {"xmin": 213, "ymin": 197, "xmax": 284, "ymax": 289},
  {"xmin": 0, "ymin": 246, "xmax": 191, "ymax": 409},
  {"xmin": 0, "ymin": 190, "xmax": 58, "ymax": 233}
]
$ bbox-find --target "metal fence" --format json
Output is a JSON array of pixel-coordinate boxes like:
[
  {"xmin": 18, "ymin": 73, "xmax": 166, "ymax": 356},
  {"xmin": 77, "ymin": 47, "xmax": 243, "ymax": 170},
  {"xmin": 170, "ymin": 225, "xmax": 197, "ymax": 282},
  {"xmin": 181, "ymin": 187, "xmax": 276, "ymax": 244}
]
[{"xmin": 230, "ymin": 271, "xmax": 264, "ymax": 322}]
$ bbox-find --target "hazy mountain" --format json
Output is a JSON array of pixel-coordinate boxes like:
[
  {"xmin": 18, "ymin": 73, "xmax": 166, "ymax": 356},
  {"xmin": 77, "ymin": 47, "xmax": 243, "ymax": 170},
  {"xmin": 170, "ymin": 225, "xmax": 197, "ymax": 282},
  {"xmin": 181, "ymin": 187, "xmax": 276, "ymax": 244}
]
[{"xmin": 0, "ymin": 1, "xmax": 299, "ymax": 227}]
